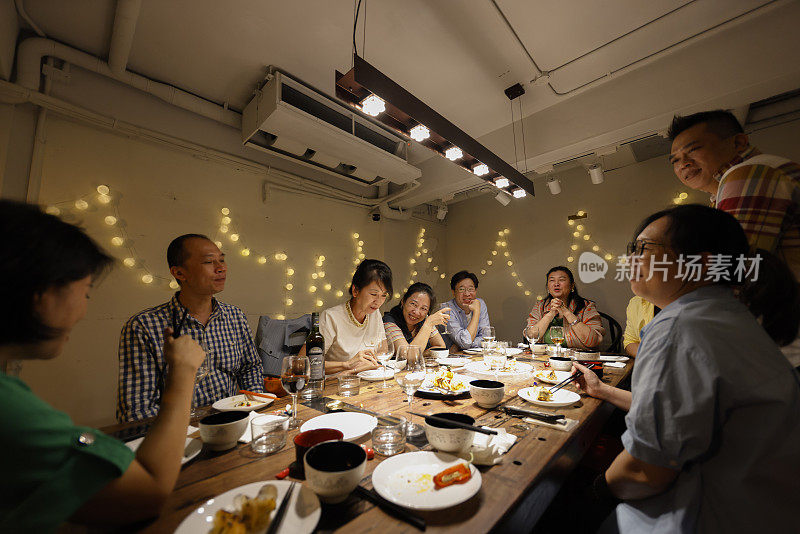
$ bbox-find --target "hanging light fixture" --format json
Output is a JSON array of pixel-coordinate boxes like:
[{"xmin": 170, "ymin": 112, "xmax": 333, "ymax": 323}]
[
  {"xmin": 494, "ymin": 177, "xmax": 509, "ymax": 188},
  {"xmin": 444, "ymin": 147, "xmax": 463, "ymax": 161},
  {"xmin": 547, "ymin": 176, "xmax": 562, "ymax": 195},
  {"xmin": 588, "ymin": 164, "xmax": 605, "ymax": 184},
  {"xmin": 512, "ymin": 189, "xmax": 526, "ymax": 199},
  {"xmin": 360, "ymin": 94, "xmax": 386, "ymax": 116},
  {"xmin": 472, "ymin": 163, "xmax": 489, "ymax": 176},
  {"xmin": 409, "ymin": 124, "xmax": 430, "ymax": 142}
]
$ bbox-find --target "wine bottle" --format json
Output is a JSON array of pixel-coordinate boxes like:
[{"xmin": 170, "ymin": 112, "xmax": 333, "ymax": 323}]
[{"xmin": 300, "ymin": 312, "xmax": 325, "ymax": 399}]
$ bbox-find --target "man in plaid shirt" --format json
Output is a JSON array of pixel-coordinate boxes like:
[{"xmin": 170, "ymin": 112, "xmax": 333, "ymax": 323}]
[
  {"xmin": 117, "ymin": 234, "xmax": 264, "ymax": 422},
  {"xmin": 667, "ymin": 110, "xmax": 800, "ymax": 365}
]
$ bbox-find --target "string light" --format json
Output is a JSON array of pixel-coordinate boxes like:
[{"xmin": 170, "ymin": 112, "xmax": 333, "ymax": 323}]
[
  {"xmin": 45, "ymin": 206, "xmax": 60, "ymax": 215},
  {"xmin": 123, "ymin": 257, "xmax": 135, "ymax": 267},
  {"xmin": 111, "ymin": 237, "xmax": 124, "ymax": 246},
  {"xmin": 96, "ymin": 185, "xmax": 110, "ymax": 195},
  {"xmin": 336, "ymin": 290, "xmax": 344, "ymax": 297},
  {"xmin": 98, "ymin": 194, "xmax": 111, "ymax": 204},
  {"xmin": 169, "ymin": 280, "xmax": 180, "ymax": 290},
  {"xmin": 104, "ymin": 216, "xmax": 117, "ymax": 225},
  {"xmin": 141, "ymin": 274, "xmax": 154, "ymax": 284},
  {"xmin": 221, "ymin": 216, "xmax": 231, "ymax": 225},
  {"xmin": 219, "ymin": 225, "xmax": 229, "ymax": 233},
  {"xmin": 241, "ymin": 248, "xmax": 250, "ymax": 256},
  {"xmin": 75, "ymin": 199, "xmax": 88, "ymax": 210},
  {"xmin": 286, "ymin": 268, "xmax": 294, "ymax": 276},
  {"xmin": 257, "ymin": 256, "xmax": 267, "ymax": 264},
  {"xmin": 230, "ymin": 233, "xmax": 239, "ymax": 242},
  {"xmin": 221, "ymin": 207, "xmax": 230, "ymax": 215}
]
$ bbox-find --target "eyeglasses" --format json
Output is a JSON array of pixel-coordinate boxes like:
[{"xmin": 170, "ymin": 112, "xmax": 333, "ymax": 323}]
[
  {"xmin": 626, "ymin": 239, "xmax": 666, "ymax": 256},
  {"xmin": 456, "ymin": 287, "xmax": 476, "ymax": 294}
]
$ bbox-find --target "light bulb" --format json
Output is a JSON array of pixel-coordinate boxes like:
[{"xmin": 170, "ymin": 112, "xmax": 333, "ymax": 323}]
[
  {"xmin": 286, "ymin": 298, "xmax": 293, "ymax": 306},
  {"xmin": 410, "ymin": 259, "xmax": 416, "ymax": 264},
  {"xmin": 501, "ymin": 241, "xmax": 506, "ymax": 247},
  {"xmin": 409, "ymin": 124, "xmax": 430, "ymax": 142},
  {"xmin": 525, "ymin": 290, "xmax": 531, "ymax": 296},
  {"xmin": 481, "ymin": 269, "xmax": 486, "ymax": 275},
  {"xmin": 507, "ymin": 261, "xmax": 513, "ymax": 266},
  {"xmin": 573, "ymin": 231, "xmax": 580, "ymax": 237},
  {"xmin": 419, "ymin": 238, "xmax": 425, "ymax": 244},
  {"xmin": 312, "ymin": 273, "xmax": 318, "ymax": 279},
  {"xmin": 504, "ymin": 252, "xmax": 509, "ymax": 257},
  {"xmin": 444, "ymin": 147, "xmax": 463, "ymax": 161},
  {"xmin": 567, "ymin": 256, "xmax": 574, "ymax": 262},
  {"xmin": 123, "ymin": 257, "xmax": 135, "ymax": 268},
  {"xmin": 286, "ymin": 268, "xmax": 294, "ymax": 276},
  {"xmin": 220, "ymin": 216, "xmax": 231, "ymax": 225},
  {"xmin": 96, "ymin": 185, "xmax": 110, "ymax": 195},
  {"xmin": 537, "ymin": 295, "xmax": 543, "ymax": 301},
  {"xmin": 104, "ymin": 216, "xmax": 117, "ymax": 225},
  {"xmin": 473, "ymin": 163, "xmax": 489, "ymax": 176},
  {"xmin": 240, "ymin": 248, "xmax": 250, "ymax": 256},
  {"xmin": 358, "ymin": 253, "xmax": 365, "ymax": 259},
  {"xmin": 319, "ymin": 271, "xmax": 325, "ymax": 278},
  {"xmin": 440, "ymin": 274, "xmax": 445, "ymax": 279},
  {"xmin": 214, "ymin": 240, "xmax": 223, "ymax": 248},
  {"xmin": 169, "ymin": 280, "xmax": 180, "ymax": 290},
  {"xmin": 605, "ymin": 253, "xmax": 613, "ymax": 260},
  {"xmin": 583, "ymin": 235, "xmax": 590, "ymax": 240},
  {"xmin": 318, "ymin": 255, "xmax": 325, "ymax": 262},
  {"xmin": 111, "ymin": 237, "xmax": 124, "ymax": 246},
  {"xmin": 229, "ymin": 233, "xmax": 239, "ymax": 241},
  {"xmin": 394, "ymin": 292, "xmax": 401, "ymax": 299},
  {"xmin": 276, "ymin": 314, "xmax": 285, "ymax": 320},
  {"xmin": 316, "ymin": 299, "xmax": 323, "ymax": 307},
  {"xmin": 98, "ymin": 194, "xmax": 111, "ymax": 204},
  {"xmin": 309, "ymin": 286, "xmax": 317, "ymax": 292},
  {"xmin": 592, "ymin": 245, "xmax": 599, "ymax": 252},
  {"xmin": 495, "ymin": 177, "xmax": 509, "ymax": 188},
  {"xmin": 412, "ymin": 271, "xmax": 417, "ymax": 276},
  {"xmin": 516, "ymin": 282, "xmax": 523, "ymax": 287},
  {"xmin": 679, "ymin": 192, "xmax": 688, "ymax": 200},
  {"xmin": 577, "ymin": 225, "xmax": 584, "ymax": 231},
  {"xmin": 221, "ymin": 207, "xmax": 230, "ymax": 215},
  {"xmin": 285, "ymin": 283, "xmax": 293, "ymax": 290},
  {"xmin": 75, "ymin": 199, "xmax": 88, "ymax": 210},
  {"xmin": 571, "ymin": 244, "xmax": 578, "ymax": 251},
  {"xmin": 257, "ymin": 256, "xmax": 267, "ymax": 264},
  {"xmin": 433, "ymin": 266, "xmax": 438, "ymax": 271},
  {"xmin": 422, "ymin": 248, "xmax": 427, "ymax": 253},
  {"xmin": 361, "ymin": 94, "xmax": 386, "ymax": 116},
  {"xmin": 45, "ymin": 206, "xmax": 60, "ymax": 215},
  {"xmin": 492, "ymin": 250, "xmax": 497, "ymax": 255},
  {"xmin": 511, "ymin": 272, "xmax": 517, "ymax": 277},
  {"xmin": 673, "ymin": 198, "xmax": 682, "ymax": 204},
  {"xmin": 141, "ymin": 274, "xmax": 153, "ymax": 284},
  {"xmin": 358, "ymin": 240, "xmax": 364, "ymax": 247},
  {"xmin": 352, "ymin": 233, "xmax": 359, "ymax": 239},
  {"xmin": 577, "ymin": 210, "xmax": 586, "ymax": 217},
  {"xmin": 487, "ymin": 260, "xmax": 493, "ymax": 265},
  {"xmin": 336, "ymin": 290, "xmax": 344, "ymax": 297},
  {"xmin": 504, "ymin": 229, "xmax": 510, "ymax": 234},
  {"xmin": 324, "ymin": 283, "xmax": 331, "ymax": 291},
  {"xmin": 274, "ymin": 252, "xmax": 284, "ymax": 261},
  {"xmin": 415, "ymin": 251, "xmax": 421, "ymax": 257},
  {"xmin": 512, "ymin": 189, "xmax": 526, "ymax": 198},
  {"xmin": 496, "ymin": 241, "xmax": 502, "ymax": 247},
  {"xmin": 427, "ymin": 257, "xmax": 432, "ymax": 262},
  {"xmin": 357, "ymin": 247, "xmax": 363, "ymax": 252},
  {"xmin": 568, "ymin": 220, "xmax": 575, "ymax": 226},
  {"xmin": 219, "ymin": 225, "xmax": 228, "ymax": 233}
]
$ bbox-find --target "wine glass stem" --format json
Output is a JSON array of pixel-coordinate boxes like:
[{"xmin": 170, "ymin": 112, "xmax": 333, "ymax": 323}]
[
  {"xmin": 291, "ymin": 393, "xmax": 298, "ymax": 424},
  {"xmin": 407, "ymin": 394, "xmax": 413, "ymax": 426},
  {"xmin": 382, "ymin": 363, "xmax": 386, "ymax": 388}
]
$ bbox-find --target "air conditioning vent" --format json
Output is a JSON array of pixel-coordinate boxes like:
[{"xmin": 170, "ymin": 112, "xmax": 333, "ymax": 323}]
[{"xmin": 242, "ymin": 71, "xmax": 420, "ymax": 185}]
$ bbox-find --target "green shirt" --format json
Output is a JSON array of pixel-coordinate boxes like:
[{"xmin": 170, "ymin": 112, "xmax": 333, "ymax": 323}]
[
  {"xmin": 542, "ymin": 317, "xmax": 568, "ymax": 347},
  {"xmin": 0, "ymin": 372, "xmax": 135, "ymax": 532}
]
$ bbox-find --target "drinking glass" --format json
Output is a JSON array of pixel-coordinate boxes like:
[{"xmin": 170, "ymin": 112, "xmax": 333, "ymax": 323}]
[
  {"xmin": 484, "ymin": 345, "xmax": 506, "ymax": 381},
  {"xmin": 250, "ymin": 415, "xmax": 288, "ymax": 454},
  {"xmin": 281, "ymin": 354, "xmax": 310, "ymax": 429},
  {"xmin": 371, "ymin": 417, "xmax": 407, "ymax": 456},
  {"xmin": 549, "ymin": 325, "xmax": 565, "ymax": 357},
  {"xmin": 395, "ymin": 345, "xmax": 426, "ymax": 436},
  {"xmin": 372, "ymin": 337, "xmax": 395, "ymax": 387},
  {"xmin": 190, "ymin": 341, "xmax": 211, "ymax": 419},
  {"xmin": 337, "ymin": 376, "xmax": 360, "ymax": 396},
  {"xmin": 438, "ymin": 304, "xmax": 451, "ymax": 334},
  {"xmin": 481, "ymin": 325, "xmax": 496, "ymax": 345},
  {"xmin": 524, "ymin": 326, "xmax": 540, "ymax": 354}
]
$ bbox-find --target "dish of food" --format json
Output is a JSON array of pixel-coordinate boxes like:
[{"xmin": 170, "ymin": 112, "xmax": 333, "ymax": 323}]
[
  {"xmin": 213, "ymin": 394, "xmax": 274, "ymax": 412},
  {"xmin": 518, "ymin": 386, "xmax": 581, "ymax": 408},
  {"xmin": 502, "ymin": 348, "xmax": 523, "ymax": 356},
  {"xmin": 464, "ymin": 360, "xmax": 533, "ymax": 377},
  {"xmin": 418, "ymin": 369, "xmax": 470, "ymax": 396},
  {"xmin": 436, "ymin": 357, "xmax": 470, "ymax": 369},
  {"xmin": 357, "ymin": 368, "xmax": 396, "ymax": 381},
  {"xmin": 175, "ymin": 480, "xmax": 320, "ymax": 534},
  {"xmin": 532, "ymin": 370, "xmax": 572, "ymax": 385},
  {"xmin": 371, "ymin": 451, "xmax": 482, "ymax": 510}
]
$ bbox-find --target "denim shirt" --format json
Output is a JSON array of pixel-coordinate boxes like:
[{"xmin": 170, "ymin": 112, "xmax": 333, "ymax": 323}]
[{"xmin": 443, "ymin": 297, "xmax": 491, "ymax": 349}]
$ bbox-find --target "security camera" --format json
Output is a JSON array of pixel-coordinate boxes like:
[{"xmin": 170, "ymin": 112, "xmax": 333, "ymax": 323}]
[{"xmin": 372, "ymin": 213, "xmax": 381, "ymax": 222}]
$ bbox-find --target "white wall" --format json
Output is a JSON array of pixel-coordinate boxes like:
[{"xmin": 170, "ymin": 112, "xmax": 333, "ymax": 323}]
[{"xmin": 15, "ymin": 115, "xmax": 447, "ymax": 427}]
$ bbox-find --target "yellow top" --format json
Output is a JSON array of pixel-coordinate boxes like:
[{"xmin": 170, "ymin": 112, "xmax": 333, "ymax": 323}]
[{"xmin": 623, "ymin": 296, "xmax": 655, "ymax": 349}]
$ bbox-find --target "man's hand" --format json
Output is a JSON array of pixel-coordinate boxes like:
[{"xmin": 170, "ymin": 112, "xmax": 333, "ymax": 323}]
[
  {"xmin": 467, "ymin": 300, "xmax": 481, "ymax": 315},
  {"xmin": 162, "ymin": 327, "xmax": 205, "ymax": 375}
]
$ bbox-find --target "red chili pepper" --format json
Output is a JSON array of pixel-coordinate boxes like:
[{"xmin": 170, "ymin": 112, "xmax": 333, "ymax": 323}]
[
  {"xmin": 433, "ymin": 464, "xmax": 471, "ymax": 489},
  {"xmin": 275, "ymin": 467, "xmax": 290, "ymax": 480},
  {"xmin": 361, "ymin": 445, "xmax": 374, "ymax": 460}
]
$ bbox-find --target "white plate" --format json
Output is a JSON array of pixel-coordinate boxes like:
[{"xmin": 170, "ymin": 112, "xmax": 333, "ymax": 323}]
[
  {"xmin": 126, "ymin": 436, "xmax": 202, "ymax": 465},
  {"xmin": 599, "ymin": 355, "xmax": 630, "ymax": 362},
  {"xmin": 418, "ymin": 372, "xmax": 471, "ymax": 395},
  {"xmin": 503, "ymin": 348, "xmax": 523, "ymax": 356},
  {"xmin": 518, "ymin": 387, "xmax": 581, "ymax": 408},
  {"xmin": 372, "ymin": 451, "xmax": 482, "ymax": 511},
  {"xmin": 300, "ymin": 412, "xmax": 378, "ymax": 441},
  {"xmin": 462, "ymin": 348, "xmax": 483, "ymax": 355},
  {"xmin": 357, "ymin": 368, "xmax": 396, "ymax": 381},
  {"xmin": 532, "ymin": 370, "xmax": 572, "ymax": 385},
  {"xmin": 213, "ymin": 394, "xmax": 274, "ymax": 412},
  {"xmin": 464, "ymin": 361, "xmax": 533, "ymax": 377},
  {"xmin": 175, "ymin": 480, "xmax": 320, "ymax": 534},
  {"xmin": 436, "ymin": 357, "xmax": 470, "ymax": 368}
]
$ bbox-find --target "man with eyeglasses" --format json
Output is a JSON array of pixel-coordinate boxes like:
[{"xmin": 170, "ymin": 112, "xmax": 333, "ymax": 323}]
[
  {"xmin": 443, "ymin": 271, "xmax": 491, "ymax": 350},
  {"xmin": 667, "ymin": 110, "xmax": 800, "ymax": 365}
]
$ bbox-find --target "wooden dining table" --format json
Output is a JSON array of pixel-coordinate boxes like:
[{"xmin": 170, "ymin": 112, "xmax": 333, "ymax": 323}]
[{"xmin": 103, "ymin": 351, "xmax": 633, "ymax": 533}]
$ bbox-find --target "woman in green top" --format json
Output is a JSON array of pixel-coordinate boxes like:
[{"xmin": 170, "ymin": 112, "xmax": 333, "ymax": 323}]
[
  {"xmin": 524, "ymin": 266, "xmax": 604, "ymax": 349},
  {"xmin": 0, "ymin": 200, "xmax": 206, "ymax": 531}
]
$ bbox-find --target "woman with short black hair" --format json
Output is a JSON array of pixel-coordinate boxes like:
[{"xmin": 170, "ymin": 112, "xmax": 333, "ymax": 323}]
[
  {"xmin": 383, "ymin": 282, "xmax": 449, "ymax": 352},
  {"xmin": 524, "ymin": 266, "xmax": 603, "ymax": 349},
  {"xmin": 0, "ymin": 200, "xmax": 206, "ymax": 530},
  {"xmin": 313, "ymin": 259, "xmax": 392, "ymax": 374}
]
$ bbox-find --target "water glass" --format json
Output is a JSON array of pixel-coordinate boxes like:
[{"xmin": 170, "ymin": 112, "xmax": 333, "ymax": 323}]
[
  {"xmin": 481, "ymin": 325, "xmax": 496, "ymax": 344},
  {"xmin": 438, "ymin": 304, "xmax": 450, "ymax": 334},
  {"xmin": 371, "ymin": 417, "xmax": 407, "ymax": 456},
  {"xmin": 250, "ymin": 415, "xmax": 287, "ymax": 454},
  {"xmin": 281, "ymin": 354, "xmax": 310, "ymax": 429},
  {"xmin": 337, "ymin": 376, "xmax": 361, "ymax": 397}
]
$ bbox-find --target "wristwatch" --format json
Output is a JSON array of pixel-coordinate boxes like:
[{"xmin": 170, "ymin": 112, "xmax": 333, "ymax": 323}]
[{"xmin": 569, "ymin": 318, "xmax": 579, "ymax": 326}]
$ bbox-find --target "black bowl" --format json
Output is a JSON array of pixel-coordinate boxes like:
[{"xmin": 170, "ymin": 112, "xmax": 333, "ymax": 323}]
[
  {"xmin": 304, "ymin": 440, "xmax": 366, "ymax": 472},
  {"xmin": 199, "ymin": 410, "xmax": 249, "ymax": 425},
  {"xmin": 424, "ymin": 412, "xmax": 475, "ymax": 429}
]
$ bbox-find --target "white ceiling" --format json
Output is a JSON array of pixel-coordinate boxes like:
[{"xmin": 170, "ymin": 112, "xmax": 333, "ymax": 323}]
[{"xmin": 16, "ymin": 0, "xmax": 800, "ymax": 205}]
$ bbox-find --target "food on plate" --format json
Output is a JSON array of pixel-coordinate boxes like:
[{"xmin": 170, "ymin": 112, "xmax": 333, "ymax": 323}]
[
  {"xmin": 547, "ymin": 370, "xmax": 557, "ymax": 380},
  {"xmin": 431, "ymin": 369, "xmax": 467, "ymax": 392},
  {"xmin": 210, "ymin": 484, "xmax": 277, "ymax": 534},
  {"xmin": 233, "ymin": 399, "xmax": 263, "ymax": 408},
  {"xmin": 432, "ymin": 463, "xmax": 472, "ymax": 489},
  {"xmin": 535, "ymin": 387, "xmax": 553, "ymax": 402}
]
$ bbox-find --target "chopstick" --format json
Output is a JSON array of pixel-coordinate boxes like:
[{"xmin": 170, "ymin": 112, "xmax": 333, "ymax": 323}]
[
  {"xmin": 265, "ymin": 481, "xmax": 295, "ymax": 534},
  {"xmin": 549, "ymin": 370, "xmax": 582, "ymax": 393},
  {"xmin": 355, "ymin": 485, "xmax": 426, "ymax": 531},
  {"xmin": 238, "ymin": 389, "xmax": 278, "ymax": 400},
  {"xmin": 172, "ymin": 307, "xmax": 189, "ymax": 338},
  {"xmin": 409, "ymin": 412, "xmax": 498, "ymax": 435}
]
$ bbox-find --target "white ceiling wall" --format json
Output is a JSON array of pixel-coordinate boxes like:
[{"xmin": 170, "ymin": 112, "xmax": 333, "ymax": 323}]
[{"xmin": 14, "ymin": 0, "xmax": 800, "ymax": 206}]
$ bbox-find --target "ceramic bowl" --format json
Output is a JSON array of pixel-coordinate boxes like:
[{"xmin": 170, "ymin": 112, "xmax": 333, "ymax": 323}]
[
  {"xmin": 469, "ymin": 379, "xmax": 506, "ymax": 408},
  {"xmin": 423, "ymin": 412, "xmax": 475, "ymax": 453},
  {"xmin": 548, "ymin": 356, "xmax": 573, "ymax": 371},
  {"xmin": 304, "ymin": 441, "xmax": 366, "ymax": 503},
  {"xmin": 430, "ymin": 348, "xmax": 450, "ymax": 360},
  {"xmin": 198, "ymin": 411, "xmax": 249, "ymax": 451}
]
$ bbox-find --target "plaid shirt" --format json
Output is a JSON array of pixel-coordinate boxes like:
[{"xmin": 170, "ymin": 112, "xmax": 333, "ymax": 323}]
[
  {"xmin": 116, "ymin": 293, "xmax": 264, "ymax": 422},
  {"xmin": 527, "ymin": 298, "xmax": 604, "ymax": 349},
  {"xmin": 714, "ymin": 145, "xmax": 800, "ymax": 277}
]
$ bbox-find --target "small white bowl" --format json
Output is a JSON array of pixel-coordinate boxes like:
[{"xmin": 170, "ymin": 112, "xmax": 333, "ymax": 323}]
[
  {"xmin": 430, "ymin": 348, "xmax": 450, "ymax": 359},
  {"xmin": 548, "ymin": 356, "xmax": 573, "ymax": 371},
  {"xmin": 304, "ymin": 441, "xmax": 366, "ymax": 503},
  {"xmin": 469, "ymin": 379, "xmax": 505, "ymax": 409},
  {"xmin": 424, "ymin": 413, "xmax": 475, "ymax": 453},
  {"xmin": 198, "ymin": 411, "xmax": 249, "ymax": 451}
]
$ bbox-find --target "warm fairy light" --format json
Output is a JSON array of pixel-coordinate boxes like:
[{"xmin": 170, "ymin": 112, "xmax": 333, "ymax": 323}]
[
  {"xmin": 123, "ymin": 257, "xmax": 135, "ymax": 268},
  {"xmin": 316, "ymin": 299, "xmax": 324, "ymax": 307},
  {"xmin": 605, "ymin": 253, "xmax": 613, "ymax": 260},
  {"xmin": 427, "ymin": 258, "xmax": 432, "ymax": 262},
  {"xmin": 358, "ymin": 240, "xmax": 364, "ymax": 247},
  {"xmin": 312, "ymin": 273, "xmax": 318, "ymax": 279},
  {"xmin": 537, "ymin": 295, "xmax": 543, "ymax": 300},
  {"xmin": 75, "ymin": 199, "xmax": 89, "ymax": 210},
  {"xmin": 285, "ymin": 283, "xmax": 293, "ymax": 290},
  {"xmin": 275, "ymin": 253, "xmax": 287, "ymax": 261},
  {"xmin": 324, "ymin": 283, "xmax": 331, "ymax": 291},
  {"xmin": 440, "ymin": 274, "xmax": 445, "ymax": 279},
  {"xmin": 357, "ymin": 246, "xmax": 363, "ymax": 252},
  {"xmin": 141, "ymin": 274, "xmax": 154, "ymax": 284},
  {"xmin": 444, "ymin": 147, "xmax": 463, "ymax": 161},
  {"xmin": 318, "ymin": 255, "xmax": 326, "ymax": 262},
  {"xmin": 577, "ymin": 210, "xmax": 586, "ymax": 217},
  {"xmin": 410, "ymin": 259, "xmax": 416, "ymax": 264},
  {"xmin": 422, "ymin": 248, "xmax": 428, "ymax": 253},
  {"xmin": 169, "ymin": 280, "xmax": 180, "ymax": 290},
  {"xmin": 241, "ymin": 248, "xmax": 250, "ymax": 256},
  {"xmin": 219, "ymin": 225, "xmax": 229, "ymax": 233},
  {"xmin": 592, "ymin": 245, "xmax": 599, "ymax": 251},
  {"xmin": 98, "ymin": 194, "xmax": 111, "ymax": 204},
  {"xmin": 415, "ymin": 251, "xmax": 421, "ymax": 257},
  {"xmin": 511, "ymin": 272, "xmax": 517, "ymax": 277},
  {"xmin": 507, "ymin": 261, "xmax": 513, "ymax": 266},
  {"xmin": 419, "ymin": 238, "xmax": 425, "ymax": 245},
  {"xmin": 412, "ymin": 271, "xmax": 417, "ymax": 276},
  {"xmin": 525, "ymin": 290, "xmax": 531, "ymax": 296},
  {"xmin": 583, "ymin": 235, "xmax": 590, "ymax": 240},
  {"xmin": 276, "ymin": 314, "xmax": 285, "ymax": 320},
  {"xmin": 504, "ymin": 252, "xmax": 510, "ymax": 257},
  {"xmin": 104, "ymin": 216, "xmax": 117, "ymax": 225},
  {"xmin": 567, "ymin": 256, "xmax": 574, "ymax": 262},
  {"xmin": 487, "ymin": 260, "xmax": 493, "ymax": 265},
  {"xmin": 498, "ymin": 231, "xmax": 504, "ymax": 237},
  {"xmin": 393, "ymin": 292, "xmax": 401, "ymax": 299},
  {"xmin": 286, "ymin": 268, "xmax": 294, "ymax": 276},
  {"xmin": 573, "ymin": 231, "xmax": 580, "ymax": 237},
  {"xmin": 568, "ymin": 220, "xmax": 575, "ymax": 226},
  {"xmin": 336, "ymin": 290, "xmax": 344, "ymax": 297},
  {"xmin": 504, "ymin": 229, "xmax": 510, "ymax": 234},
  {"xmin": 361, "ymin": 94, "xmax": 386, "ymax": 116},
  {"xmin": 214, "ymin": 240, "xmax": 223, "ymax": 248},
  {"xmin": 492, "ymin": 251, "xmax": 497, "ymax": 255},
  {"xmin": 221, "ymin": 207, "xmax": 230, "ymax": 215},
  {"xmin": 353, "ymin": 233, "xmax": 359, "ymax": 239},
  {"xmin": 481, "ymin": 269, "xmax": 487, "ymax": 275},
  {"xmin": 220, "ymin": 216, "xmax": 231, "ymax": 225},
  {"xmin": 500, "ymin": 241, "xmax": 506, "ymax": 247},
  {"xmin": 257, "ymin": 256, "xmax": 267, "ymax": 264},
  {"xmin": 679, "ymin": 192, "xmax": 688, "ymax": 200},
  {"xmin": 409, "ymin": 124, "xmax": 430, "ymax": 142},
  {"xmin": 516, "ymin": 282, "xmax": 523, "ymax": 287},
  {"xmin": 286, "ymin": 298, "xmax": 293, "ymax": 306},
  {"xmin": 111, "ymin": 237, "xmax": 124, "ymax": 246},
  {"xmin": 576, "ymin": 225, "xmax": 584, "ymax": 231},
  {"xmin": 96, "ymin": 185, "xmax": 110, "ymax": 195},
  {"xmin": 358, "ymin": 253, "xmax": 365, "ymax": 260},
  {"xmin": 571, "ymin": 244, "xmax": 578, "ymax": 250},
  {"xmin": 45, "ymin": 206, "xmax": 60, "ymax": 215},
  {"xmin": 433, "ymin": 266, "xmax": 439, "ymax": 271},
  {"xmin": 309, "ymin": 285, "xmax": 317, "ymax": 292},
  {"xmin": 230, "ymin": 233, "xmax": 239, "ymax": 241}
]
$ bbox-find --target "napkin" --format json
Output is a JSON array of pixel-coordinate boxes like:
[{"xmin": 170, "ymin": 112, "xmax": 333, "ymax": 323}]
[
  {"xmin": 458, "ymin": 426, "xmax": 517, "ymax": 465},
  {"xmin": 603, "ymin": 361, "xmax": 626, "ymax": 368},
  {"xmin": 238, "ymin": 412, "xmax": 290, "ymax": 443},
  {"xmin": 522, "ymin": 417, "xmax": 579, "ymax": 432}
]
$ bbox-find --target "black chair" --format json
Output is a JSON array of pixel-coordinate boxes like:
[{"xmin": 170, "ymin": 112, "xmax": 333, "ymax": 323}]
[{"xmin": 598, "ymin": 311, "xmax": 623, "ymax": 354}]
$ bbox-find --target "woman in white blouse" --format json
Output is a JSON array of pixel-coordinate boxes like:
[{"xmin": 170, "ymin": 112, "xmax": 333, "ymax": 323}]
[{"xmin": 317, "ymin": 259, "xmax": 393, "ymax": 374}]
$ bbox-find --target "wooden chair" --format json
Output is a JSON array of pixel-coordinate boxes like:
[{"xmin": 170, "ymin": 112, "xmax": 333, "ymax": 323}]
[{"xmin": 598, "ymin": 311, "xmax": 623, "ymax": 354}]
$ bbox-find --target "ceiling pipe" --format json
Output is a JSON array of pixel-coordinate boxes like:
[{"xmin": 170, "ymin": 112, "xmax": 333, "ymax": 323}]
[
  {"xmin": 108, "ymin": 0, "xmax": 141, "ymax": 75},
  {"xmin": 13, "ymin": 0, "xmax": 46, "ymax": 37},
  {"xmin": 15, "ymin": 37, "xmax": 242, "ymax": 128}
]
